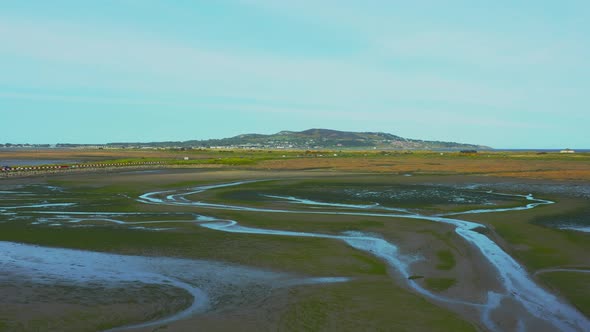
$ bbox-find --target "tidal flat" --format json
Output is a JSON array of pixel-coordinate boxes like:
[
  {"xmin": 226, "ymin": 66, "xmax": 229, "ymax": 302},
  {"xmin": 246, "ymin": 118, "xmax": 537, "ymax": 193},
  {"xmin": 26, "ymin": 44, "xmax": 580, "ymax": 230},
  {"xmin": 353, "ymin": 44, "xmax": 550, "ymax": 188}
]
[{"xmin": 1, "ymin": 166, "xmax": 589, "ymax": 331}]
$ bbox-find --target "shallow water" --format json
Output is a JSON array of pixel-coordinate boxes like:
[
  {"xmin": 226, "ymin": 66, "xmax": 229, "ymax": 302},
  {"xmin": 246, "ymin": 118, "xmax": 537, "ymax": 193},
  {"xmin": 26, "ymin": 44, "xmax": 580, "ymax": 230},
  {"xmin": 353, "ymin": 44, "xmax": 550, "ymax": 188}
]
[
  {"xmin": 139, "ymin": 181, "xmax": 590, "ymax": 331},
  {"xmin": 0, "ymin": 240, "xmax": 348, "ymax": 331},
  {"xmin": 559, "ymin": 225, "xmax": 590, "ymax": 233},
  {"xmin": 0, "ymin": 241, "xmax": 210, "ymax": 330}
]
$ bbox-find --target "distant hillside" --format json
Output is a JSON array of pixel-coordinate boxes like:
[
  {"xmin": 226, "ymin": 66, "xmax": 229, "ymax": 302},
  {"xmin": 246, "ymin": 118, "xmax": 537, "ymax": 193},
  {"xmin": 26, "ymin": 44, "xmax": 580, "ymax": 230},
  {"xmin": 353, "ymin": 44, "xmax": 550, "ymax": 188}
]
[{"xmin": 107, "ymin": 129, "xmax": 491, "ymax": 150}]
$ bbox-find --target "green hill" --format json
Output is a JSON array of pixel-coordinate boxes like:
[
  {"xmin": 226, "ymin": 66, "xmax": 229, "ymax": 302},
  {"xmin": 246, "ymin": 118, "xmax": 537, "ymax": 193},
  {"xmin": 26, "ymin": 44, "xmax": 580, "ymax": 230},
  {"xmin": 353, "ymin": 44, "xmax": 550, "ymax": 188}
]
[{"xmin": 107, "ymin": 129, "xmax": 491, "ymax": 150}]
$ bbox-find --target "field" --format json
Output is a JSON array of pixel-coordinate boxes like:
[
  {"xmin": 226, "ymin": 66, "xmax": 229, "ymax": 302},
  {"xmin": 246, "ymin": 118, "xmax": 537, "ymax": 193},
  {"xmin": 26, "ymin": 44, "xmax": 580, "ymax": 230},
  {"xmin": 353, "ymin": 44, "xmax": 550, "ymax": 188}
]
[
  {"xmin": 2, "ymin": 148, "xmax": 590, "ymax": 181},
  {"xmin": 1, "ymin": 149, "xmax": 589, "ymax": 331}
]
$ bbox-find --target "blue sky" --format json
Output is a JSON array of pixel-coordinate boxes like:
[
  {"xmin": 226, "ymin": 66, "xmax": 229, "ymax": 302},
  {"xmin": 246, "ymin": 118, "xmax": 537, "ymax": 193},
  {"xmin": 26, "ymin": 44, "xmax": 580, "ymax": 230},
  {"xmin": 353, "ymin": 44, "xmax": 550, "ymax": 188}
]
[{"xmin": 1, "ymin": 1, "xmax": 588, "ymax": 148}]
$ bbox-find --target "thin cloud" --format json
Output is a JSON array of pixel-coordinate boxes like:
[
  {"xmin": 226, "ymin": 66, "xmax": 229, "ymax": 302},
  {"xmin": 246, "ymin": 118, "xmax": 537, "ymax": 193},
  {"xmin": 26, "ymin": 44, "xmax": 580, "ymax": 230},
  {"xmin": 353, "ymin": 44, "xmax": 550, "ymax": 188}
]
[{"xmin": 0, "ymin": 18, "xmax": 524, "ymax": 109}]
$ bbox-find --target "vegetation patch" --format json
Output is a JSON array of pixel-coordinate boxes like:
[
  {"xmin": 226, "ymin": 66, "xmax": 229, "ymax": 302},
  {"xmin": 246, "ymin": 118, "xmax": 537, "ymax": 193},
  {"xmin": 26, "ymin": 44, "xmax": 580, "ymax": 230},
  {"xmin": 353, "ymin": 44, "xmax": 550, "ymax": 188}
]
[
  {"xmin": 472, "ymin": 226, "xmax": 490, "ymax": 235},
  {"xmin": 0, "ymin": 282, "xmax": 192, "ymax": 332},
  {"xmin": 213, "ymin": 180, "xmax": 527, "ymax": 214},
  {"xmin": 425, "ymin": 278, "xmax": 457, "ymax": 292},
  {"xmin": 279, "ymin": 280, "xmax": 474, "ymax": 331},
  {"xmin": 435, "ymin": 250, "xmax": 456, "ymax": 270},
  {"xmin": 538, "ymin": 272, "xmax": 590, "ymax": 317}
]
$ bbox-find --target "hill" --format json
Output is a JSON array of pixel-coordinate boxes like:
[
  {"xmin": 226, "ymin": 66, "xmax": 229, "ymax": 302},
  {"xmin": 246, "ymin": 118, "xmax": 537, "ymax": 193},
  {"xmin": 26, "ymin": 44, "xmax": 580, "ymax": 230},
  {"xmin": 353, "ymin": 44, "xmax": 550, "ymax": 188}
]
[{"xmin": 107, "ymin": 129, "xmax": 491, "ymax": 150}]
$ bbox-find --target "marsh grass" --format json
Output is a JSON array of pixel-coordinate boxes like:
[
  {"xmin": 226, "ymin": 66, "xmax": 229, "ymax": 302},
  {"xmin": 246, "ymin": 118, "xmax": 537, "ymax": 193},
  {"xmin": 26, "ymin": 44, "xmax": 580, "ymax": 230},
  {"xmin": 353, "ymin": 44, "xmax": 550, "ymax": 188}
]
[
  {"xmin": 280, "ymin": 280, "xmax": 474, "ymax": 331},
  {"xmin": 435, "ymin": 250, "xmax": 456, "ymax": 270},
  {"xmin": 4, "ymin": 169, "xmax": 589, "ymax": 330},
  {"xmin": 425, "ymin": 278, "xmax": 457, "ymax": 292},
  {"xmin": 210, "ymin": 179, "xmax": 526, "ymax": 214},
  {"xmin": 538, "ymin": 272, "xmax": 590, "ymax": 317},
  {"xmin": 532, "ymin": 206, "xmax": 590, "ymax": 230},
  {"xmin": 0, "ymin": 220, "xmax": 386, "ymax": 277},
  {"xmin": 0, "ymin": 282, "xmax": 192, "ymax": 332}
]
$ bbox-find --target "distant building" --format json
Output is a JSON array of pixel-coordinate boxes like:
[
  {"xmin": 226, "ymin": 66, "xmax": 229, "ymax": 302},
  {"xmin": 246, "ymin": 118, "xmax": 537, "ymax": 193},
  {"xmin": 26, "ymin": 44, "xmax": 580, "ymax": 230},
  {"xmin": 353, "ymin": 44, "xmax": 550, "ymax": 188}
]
[
  {"xmin": 560, "ymin": 148, "xmax": 575, "ymax": 154},
  {"xmin": 183, "ymin": 157, "xmax": 190, "ymax": 160}
]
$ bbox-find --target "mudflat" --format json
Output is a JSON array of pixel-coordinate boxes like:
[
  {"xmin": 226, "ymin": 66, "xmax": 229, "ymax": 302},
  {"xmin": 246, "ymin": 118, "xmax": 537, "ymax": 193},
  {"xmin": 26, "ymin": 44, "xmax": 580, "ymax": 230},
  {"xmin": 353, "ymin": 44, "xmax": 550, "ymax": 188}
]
[{"xmin": 1, "ymin": 151, "xmax": 589, "ymax": 331}]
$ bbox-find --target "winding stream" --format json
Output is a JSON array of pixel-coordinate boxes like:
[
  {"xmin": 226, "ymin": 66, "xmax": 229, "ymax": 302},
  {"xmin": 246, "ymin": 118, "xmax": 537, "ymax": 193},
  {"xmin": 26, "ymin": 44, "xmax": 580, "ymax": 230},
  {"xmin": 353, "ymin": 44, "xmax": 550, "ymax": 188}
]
[
  {"xmin": 2, "ymin": 180, "xmax": 589, "ymax": 331},
  {"xmin": 0, "ymin": 241, "xmax": 209, "ymax": 331},
  {"xmin": 138, "ymin": 181, "xmax": 590, "ymax": 331}
]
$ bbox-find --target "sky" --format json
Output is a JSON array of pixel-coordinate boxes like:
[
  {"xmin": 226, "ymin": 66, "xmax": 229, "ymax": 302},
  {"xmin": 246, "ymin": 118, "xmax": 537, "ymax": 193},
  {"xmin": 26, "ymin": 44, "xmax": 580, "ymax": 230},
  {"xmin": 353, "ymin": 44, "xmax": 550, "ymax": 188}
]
[{"xmin": 1, "ymin": 1, "xmax": 589, "ymax": 148}]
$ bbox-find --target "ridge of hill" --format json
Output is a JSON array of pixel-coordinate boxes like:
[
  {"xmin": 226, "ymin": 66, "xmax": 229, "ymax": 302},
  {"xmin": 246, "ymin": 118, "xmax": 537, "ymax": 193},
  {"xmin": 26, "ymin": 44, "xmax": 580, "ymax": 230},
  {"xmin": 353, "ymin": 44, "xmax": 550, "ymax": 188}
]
[{"xmin": 107, "ymin": 128, "xmax": 491, "ymax": 150}]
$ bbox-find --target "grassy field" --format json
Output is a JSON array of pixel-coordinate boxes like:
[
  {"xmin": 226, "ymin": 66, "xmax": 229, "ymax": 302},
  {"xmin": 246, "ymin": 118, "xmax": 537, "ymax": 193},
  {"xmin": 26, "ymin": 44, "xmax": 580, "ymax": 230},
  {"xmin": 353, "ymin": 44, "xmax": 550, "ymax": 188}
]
[{"xmin": 2, "ymin": 148, "xmax": 590, "ymax": 180}]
